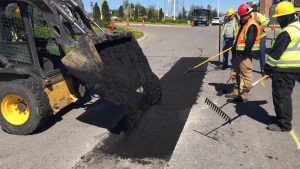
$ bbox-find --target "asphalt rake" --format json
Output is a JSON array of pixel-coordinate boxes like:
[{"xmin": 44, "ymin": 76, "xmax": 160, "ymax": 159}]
[{"xmin": 205, "ymin": 75, "xmax": 269, "ymax": 123}]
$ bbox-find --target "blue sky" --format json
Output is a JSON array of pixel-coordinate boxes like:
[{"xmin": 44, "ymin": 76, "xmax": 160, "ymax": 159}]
[{"xmin": 82, "ymin": 0, "xmax": 259, "ymax": 13}]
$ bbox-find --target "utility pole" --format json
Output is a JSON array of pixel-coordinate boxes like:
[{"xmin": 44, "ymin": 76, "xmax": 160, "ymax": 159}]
[
  {"xmin": 173, "ymin": 0, "xmax": 176, "ymax": 20},
  {"xmin": 164, "ymin": 0, "xmax": 166, "ymax": 19},
  {"xmin": 100, "ymin": 0, "xmax": 103, "ymax": 20},
  {"xmin": 217, "ymin": 0, "xmax": 220, "ymax": 17}
]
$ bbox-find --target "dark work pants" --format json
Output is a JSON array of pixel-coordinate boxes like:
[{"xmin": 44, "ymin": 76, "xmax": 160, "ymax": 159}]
[
  {"xmin": 222, "ymin": 38, "xmax": 236, "ymax": 66},
  {"xmin": 272, "ymin": 72, "xmax": 296, "ymax": 130}
]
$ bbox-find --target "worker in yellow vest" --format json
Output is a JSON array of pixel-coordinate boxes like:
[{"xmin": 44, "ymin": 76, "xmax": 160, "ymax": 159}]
[
  {"xmin": 226, "ymin": 4, "xmax": 261, "ymax": 102},
  {"xmin": 11, "ymin": 6, "xmax": 23, "ymax": 42},
  {"xmin": 221, "ymin": 8, "xmax": 239, "ymax": 70},
  {"xmin": 264, "ymin": 1, "xmax": 300, "ymax": 132},
  {"xmin": 252, "ymin": 12, "xmax": 268, "ymax": 73}
]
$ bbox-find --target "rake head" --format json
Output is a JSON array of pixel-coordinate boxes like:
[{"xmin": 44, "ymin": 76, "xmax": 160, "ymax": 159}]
[{"xmin": 205, "ymin": 98, "xmax": 232, "ymax": 123}]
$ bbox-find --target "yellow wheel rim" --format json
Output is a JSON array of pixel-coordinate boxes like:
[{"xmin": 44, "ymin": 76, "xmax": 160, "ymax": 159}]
[{"xmin": 1, "ymin": 95, "xmax": 30, "ymax": 125}]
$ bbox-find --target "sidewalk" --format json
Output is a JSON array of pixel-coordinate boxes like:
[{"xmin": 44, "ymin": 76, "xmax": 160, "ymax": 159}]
[{"xmin": 167, "ymin": 59, "xmax": 300, "ymax": 168}]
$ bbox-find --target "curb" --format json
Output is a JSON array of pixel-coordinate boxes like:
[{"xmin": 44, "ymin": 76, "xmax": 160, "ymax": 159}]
[
  {"xmin": 116, "ymin": 23, "xmax": 190, "ymax": 28},
  {"xmin": 137, "ymin": 33, "xmax": 148, "ymax": 42}
]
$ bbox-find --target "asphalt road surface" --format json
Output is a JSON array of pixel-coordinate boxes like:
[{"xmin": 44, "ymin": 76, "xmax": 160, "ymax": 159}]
[{"xmin": 1, "ymin": 24, "xmax": 299, "ymax": 169}]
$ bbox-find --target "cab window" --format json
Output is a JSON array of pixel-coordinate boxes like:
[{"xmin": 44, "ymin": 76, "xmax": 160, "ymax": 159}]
[{"xmin": 0, "ymin": 3, "xmax": 32, "ymax": 64}]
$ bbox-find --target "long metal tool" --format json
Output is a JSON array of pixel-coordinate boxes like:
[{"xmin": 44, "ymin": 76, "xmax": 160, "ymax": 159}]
[
  {"xmin": 205, "ymin": 98, "xmax": 232, "ymax": 123},
  {"xmin": 205, "ymin": 75, "xmax": 269, "ymax": 122},
  {"xmin": 184, "ymin": 47, "xmax": 232, "ymax": 74}
]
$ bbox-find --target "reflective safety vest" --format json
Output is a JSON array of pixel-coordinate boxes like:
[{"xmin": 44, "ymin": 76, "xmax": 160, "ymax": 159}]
[
  {"xmin": 252, "ymin": 12, "xmax": 268, "ymax": 37},
  {"xmin": 11, "ymin": 28, "xmax": 18, "ymax": 42},
  {"xmin": 236, "ymin": 17, "xmax": 261, "ymax": 52},
  {"xmin": 266, "ymin": 21, "xmax": 300, "ymax": 68},
  {"xmin": 222, "ymin": 18, "xmax": 239, "ymax": 38}
]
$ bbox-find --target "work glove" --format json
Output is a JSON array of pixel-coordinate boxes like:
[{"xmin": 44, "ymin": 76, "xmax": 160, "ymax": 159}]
[{"xmin": 264, "ymin": 64, "xmax": 274, "ymax": 77}]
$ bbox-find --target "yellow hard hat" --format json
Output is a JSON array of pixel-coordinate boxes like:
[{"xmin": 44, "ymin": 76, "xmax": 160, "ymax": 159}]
[
  {"xmin": 11, "ymin": 6, "xmax": 21, "ymax": 19},
  {"xmin": 272, "ymin": 1, "xmax": 296, "ymax": 18},
  {"xmin": 226, "ymin": 8, "xmax": 235, "ymax": 16}
]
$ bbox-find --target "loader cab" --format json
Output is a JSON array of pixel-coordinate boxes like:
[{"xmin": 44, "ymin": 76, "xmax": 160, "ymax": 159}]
[
  {"xmin": 0, "ymin": 0, "xmax": 82, "ymax": 135},
  {"xmin": 0, "ymin": 1, "xmax": 66, "ymax": 75},
  {"xmin": 0, "ymin": 2, "xmax": 33, "ymax": 66}
]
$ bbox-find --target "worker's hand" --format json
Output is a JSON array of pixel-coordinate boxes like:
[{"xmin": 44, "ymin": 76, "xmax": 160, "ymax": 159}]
[{"xmin": 264, "ymin": 65, "xmax": 274, "ymax": 77}]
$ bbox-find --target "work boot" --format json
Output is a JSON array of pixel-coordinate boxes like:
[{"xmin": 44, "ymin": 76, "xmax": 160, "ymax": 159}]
[
  {"xmin": 225, "ymin": 90, "xmax": 238, "ymax": 98},
  {"xmin": 267, "ymin": 124, "xmax": 291, "ymax": 132},
  {"xmin": 222, "ymin": 64, "xmax": 229, "ymax": 70},
  {"xmin": 240, "ymin": 92, "xmax": 249, "ymax": 102}
]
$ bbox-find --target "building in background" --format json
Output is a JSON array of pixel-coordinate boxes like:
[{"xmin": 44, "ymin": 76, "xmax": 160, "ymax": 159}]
[
  {"xmin": 260, "ymin": 0, "xmax": 272, "ymax": 17},
  {"xmin": 269, "ymin": 0, "xmax": 300, "ymax": 24},
  {"xmin": 246, "ymin": 1, "xmax": 271, "ymax": 17},
  {"xmin": 247, "ymin": 0, "xmax": 300, "ymax": 25}
]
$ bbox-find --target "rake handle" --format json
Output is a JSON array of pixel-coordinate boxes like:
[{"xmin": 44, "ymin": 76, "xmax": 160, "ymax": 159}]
[
  {"xmin": 246, "ymin": 75, "xmax": 269, "ymax": 91},
  {"xmin": 190, "ymin": 47, "xmax": 233, "ymax": 70},
  {"xmin": 235, "ymin": 75, "xmax": 270, "ymax": 97}
]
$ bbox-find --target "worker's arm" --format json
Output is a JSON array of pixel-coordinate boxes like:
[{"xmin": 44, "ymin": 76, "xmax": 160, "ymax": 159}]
[
  {"xmin": 243, "ymin": 25, "xmax": 258, "ymax": 56},
  {"xmin": 268, "ymin": 31, "xmax": 290, "ymax": 60},
  {"xmin": 258, "ymin": 13, "xmax": 268, "ymax": 27},
  {"xmin": 265, "ymin": 31, "xmax": 291, "ymax": 70}
]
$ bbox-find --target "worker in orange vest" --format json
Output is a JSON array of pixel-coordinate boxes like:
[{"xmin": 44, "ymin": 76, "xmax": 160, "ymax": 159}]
[{"xmin": 226, "ymin": 4, "xmax": 261, "ymax": 102}]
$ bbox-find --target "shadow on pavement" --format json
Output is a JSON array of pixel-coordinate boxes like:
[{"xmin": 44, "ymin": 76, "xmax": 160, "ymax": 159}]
[
  {"xmin": 37, "ymin": 94, "xmax": 95, "ymax": 134},
  {"xmin": 296, "ymin": 74, "xmax": 300, "ymax": 83},
  {"xmin": 233, "ymin": 100, "xmax": 275, "ymax": 125},
  {"xmin": 77, "ymin": 57, "xmax": 207, "ymax": 162},
  {"xmin": 209, "ymin": 78, "xmax": 233, "ymax": 95},
  {"xmin": 76, "ymin": 99, "xmax": 125, "ymax": 130}
]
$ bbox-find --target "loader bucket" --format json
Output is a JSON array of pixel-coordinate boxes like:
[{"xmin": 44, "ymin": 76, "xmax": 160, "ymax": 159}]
[{"xmin": 61, "ymin": 32, "xmax": 162, "ymax": 106}]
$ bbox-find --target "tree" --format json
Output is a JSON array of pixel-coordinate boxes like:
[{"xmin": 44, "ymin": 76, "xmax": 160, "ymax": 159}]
[
  {"xmin": 102, "ymin": 0, "xmax": 110, "ymax": 22},
  {"xmin": 207, "ymin": 4, "xmax": 212, "ymax": 10},
  {"xmin": 159, "ymin": 8, "xmax": 163, "ymax": 21},
  {"xmin": 211, "ymin": 9, "xmax": 217, "ymax": 17},
  {"xmin": 118, "ymin": 6, "xmax": 124, "ymax": 18},
  {"xmin": 111, "ymin": 9, "xmax": 118, "ymax": 16},
  {"xmin": 134, "ymin": 5, "xmax": 138, "ymax": 20},
  {"xmin": 178, "ymin": 12, "xmax": 182, "ymax": 20},
  {"xmin": 123, "ymin": 0, "xmax": 130, "ymax": 17},
  {"xmin": 139, "ymin": 6, "xmax": 146, "ymax": 17},
  {"xmin": 147, "ymin": 8, "xmax": 154, "ymax": 20},
  {"xmin": 123, "ymin": 0, "xmax": 129, "ymax": 8},
  {"xmin": 134, "ymin": 3, "xmax": 144, "ymax": 17},
  {"xmin": 130, "ymin": 3, "xmax": 135, "ymax": 18},
  {"xmin": 93, "ymin": 3, "xmax": 101, "ymax": 22},
  {"xmin": 188, "ymin": 5, "xmax": 196, "ymax": 20},
  {"xmin": 147, "ymin": 6, "xmax": 157, "ymax": 20},
  {"xmin": 181, "ymin": 6, "xmax": 187, "ymax": 20}
]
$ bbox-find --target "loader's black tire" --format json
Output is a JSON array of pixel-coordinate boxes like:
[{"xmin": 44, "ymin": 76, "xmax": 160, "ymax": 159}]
[
  {"xmin": 143, "ymin": 75, "xmax": 162, "ymax": 105},
  {"xmin": 0, "ymin": 78, "xmax": 51, "ymax": 135}
]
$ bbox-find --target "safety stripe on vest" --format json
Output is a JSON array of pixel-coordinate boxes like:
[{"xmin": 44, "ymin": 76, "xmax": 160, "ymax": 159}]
[
  {"xmin": 237, "ymin": 45, "xmax": 260, "ymax": 51},
  {"xmin": 277, "ymin": 60, "xmax": 300, "ymax": 64},
  {"xmin": 266, "ymin": 55, "xmax": 278, "ymax": 67},
  {"xmin": 287, "ymin": 25, "xmax": 300, "ymax": 32},
  {"xmin": 285, "ymin": 38, "xmax": 300, "ymax": 51}
]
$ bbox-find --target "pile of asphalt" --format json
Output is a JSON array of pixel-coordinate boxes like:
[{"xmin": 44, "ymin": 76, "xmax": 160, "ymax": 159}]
[
  {"xmin": 63, "ymin": 33, "xmax": 162, "ymax": 132},
  {"xmin": 94, "ymin": 36, "xmax": 155, "ymax": 105}
]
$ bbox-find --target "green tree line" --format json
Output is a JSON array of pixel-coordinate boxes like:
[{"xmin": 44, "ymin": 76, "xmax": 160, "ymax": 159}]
[{"xmin": 92, "ymin": 0, "xmax": 219, "ymax": 26}]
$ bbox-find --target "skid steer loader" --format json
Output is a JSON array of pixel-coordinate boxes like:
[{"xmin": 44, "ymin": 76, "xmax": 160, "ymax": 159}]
[{"xmin": 0, "ymin": 0, "xmax": 162, "ymax": 135}]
